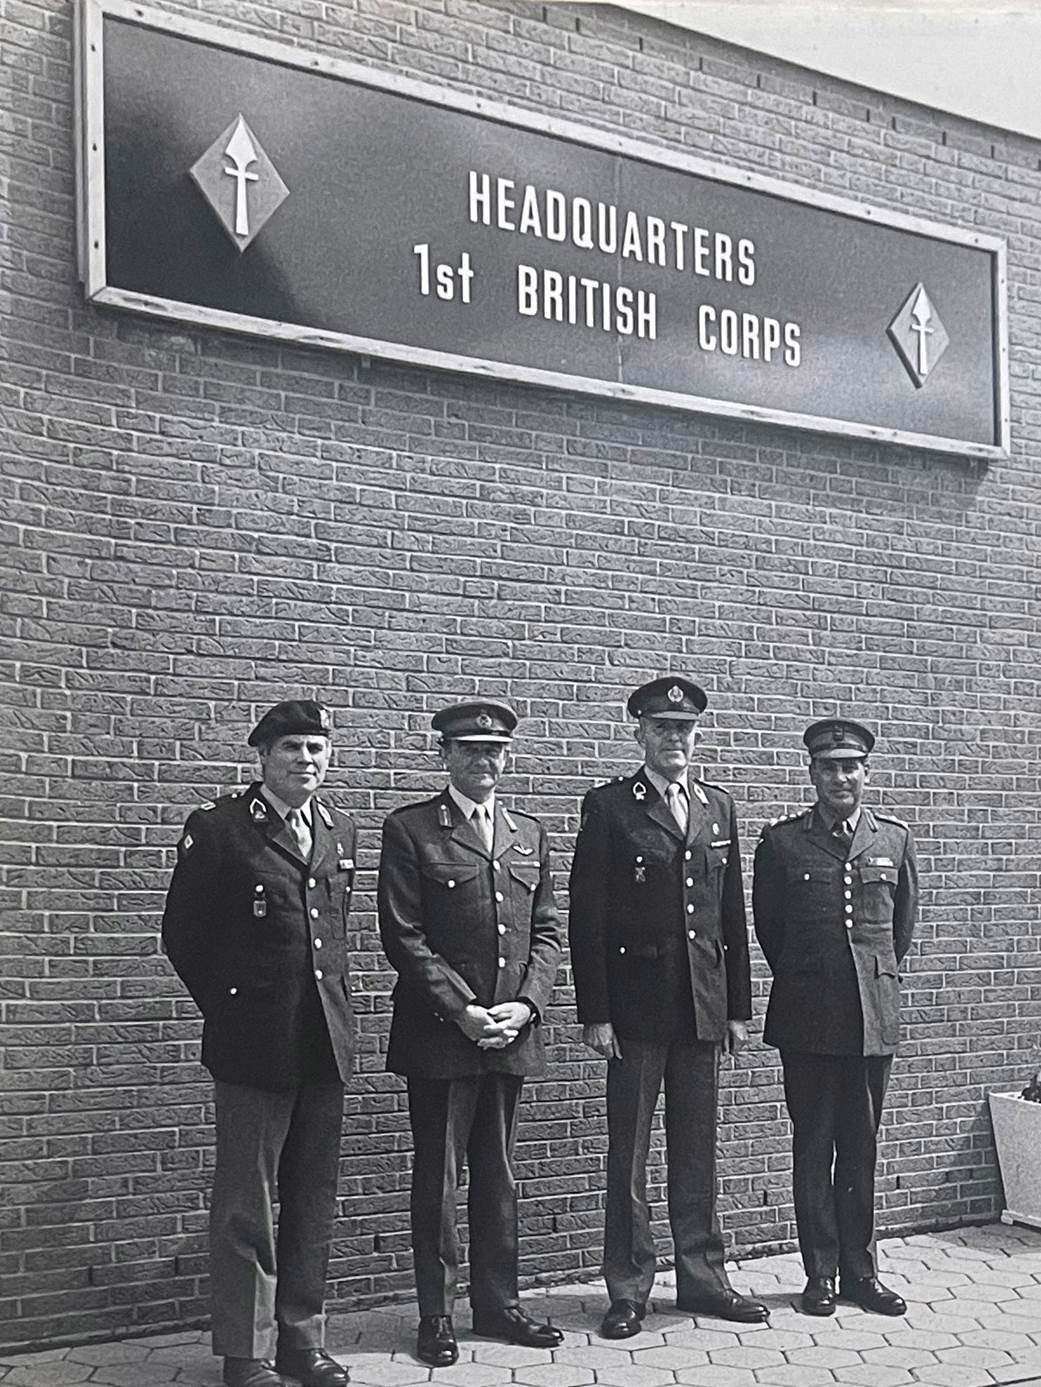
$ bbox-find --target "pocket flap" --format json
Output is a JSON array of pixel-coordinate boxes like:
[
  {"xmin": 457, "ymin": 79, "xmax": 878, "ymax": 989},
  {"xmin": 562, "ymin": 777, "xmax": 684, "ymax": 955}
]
[{"xmin": 421, "ymin": 860, "xmax": 480, "ymax": 888}]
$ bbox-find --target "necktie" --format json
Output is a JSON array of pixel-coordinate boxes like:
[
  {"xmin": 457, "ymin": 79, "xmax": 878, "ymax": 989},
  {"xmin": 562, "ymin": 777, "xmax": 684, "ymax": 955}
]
[
  {"xmin": 475, "ymin": 804, "xmax": 494, "ymax": 852},
  {"xmin": 287, "ymin": 807, "xmax": 312, "ymax": 861},
  {"xmin": 665, "ymin": 782, "xmax": 688, "ymax": 835},
  {"xmin": 834, "ymin": 818, "xmax": 853, "ymax": 843}
]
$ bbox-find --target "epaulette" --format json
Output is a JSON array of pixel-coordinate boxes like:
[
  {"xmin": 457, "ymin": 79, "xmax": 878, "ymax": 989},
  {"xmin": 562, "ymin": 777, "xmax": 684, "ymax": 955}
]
[
  {"xmin": 503, "ymin": 804, "xmax": 537, "ymax": 827},
  {"xmin": 696, "ymin": 777, "xmax": 729, "ymax": 794},
  {"xmin": 758, "ymin": 808, "xmax": 807, "ymax": 837},
  {"xmin": 874, "ymin": 810, "xmax": 910, "ymax": 829}
]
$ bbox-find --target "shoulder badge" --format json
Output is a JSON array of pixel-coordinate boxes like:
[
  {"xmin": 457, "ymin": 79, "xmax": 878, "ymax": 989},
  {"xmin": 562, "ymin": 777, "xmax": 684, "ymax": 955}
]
[
  {"xmin": 874, "ymin": 811, "xmax": 910, "ymax": 830},
  {"xmin": 438, "ymin": 802, "xmax": 452, "ymax": 828},
  {"xmin": 315, "ymin": 801, "xmax": 334, "ymax": 829},
  {"xmin": 180, "ymin": 832, "xmax": 194, "ymax": 854},
  {"xmin": 502, "ymin": 807, "xmax": 518, "ymax": 833},
  {"xmin": 200, "ymin": 800, "xmax": 215, "ymax": 811},
  {"xmin": 690, "ymin": 781, "xmax": 708, "ymax": 807}
]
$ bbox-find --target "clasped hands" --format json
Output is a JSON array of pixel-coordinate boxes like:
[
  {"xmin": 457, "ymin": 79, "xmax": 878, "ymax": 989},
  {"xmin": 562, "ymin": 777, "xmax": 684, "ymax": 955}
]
[{"xmin": 459, "ymin": 1000, "xmax": 533, "ymax": 1049}]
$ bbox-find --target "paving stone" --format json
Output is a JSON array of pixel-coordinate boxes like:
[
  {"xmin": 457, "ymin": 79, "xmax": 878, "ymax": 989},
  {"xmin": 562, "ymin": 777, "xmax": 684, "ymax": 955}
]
[
  {"xmin": 68, "ymin": 1344, "xmax": 153, "ymax": 1365},
  {"xmin": 752, "ymin": 1368, "xmax": 835, "ymax": 1387},
  {"xmin": 882, "ymin": 1329, "xmax": 961, "ymax": 1351},
  {"xmin": 169, "ymin": 1366, "xmax": 223, "ymax": 1386},
  {"xmin": 673, "ymin": 1367, "xmax": 757, "ymax": 1386},
  {"xmin": 837, "ymin": 1366, "xmax": 913, "ymax": 1386},
  {"xmin": 150, "ymin": 1344, "xmax": 216, "ymax": 1366},
  {"xmin": 1, "ymin": 1370, "xmax": 93, "ymax": 1387},
  {"xmin": 908, "ymin": 1367, "xmax": 994, "ymax": 1387},
  {"xmin": 659, "ymin": 1327, "xmax": 741, "ymax": 1350},
  {"xmin": 806, "ymin": 1327, "xmax": 890, "ymax": 1352},
  {"xmin": 468, "ymin": 1344, "xmax": 555, "ymax": 1368},
  {"xmin": 934, "ymin": 1345, "xmax": 1016, "ymax": 1367},
  {"xmin": 957, "ymin": 1327, "xmax": 1037, "ymax": 1352},
  {"xmin": 785, "ymin": 1344, "xmax": 863, "ymax": 1368},
  {"xmin": 349, "ymin": 1361, "xmax": 432, "ymax": 1385},
  {"xmin": 431, "ymin": 1362, "xmax": 509, "ymax": 1386},
  {"xmin": 860, "ymin": 1345, "xmax": 937, "ymax": 1368},
  {"xmin": 92, "ymin": 1363, "xmax": 180, "ymax": 1385},
  {"xmin": 512, "ymin": 1366, "xmax": 595, "ymax": 1387},
  {"xmin": 596, "ymin": 1361, "xmax": 683, "ymax": 1386},
  {"xmin": 0, "ymin": 1354, "xmax": 71, "ymax": 1367},
  {"xmin": 512, "ymin": 1364, "xmax": 593, "ymax": 1387},
  {"xmin": 631, "ymin": 1344, "xmax": 710, "ymax": 1370},
  {"xmin": 706, "ymin": 1345, "xmax": 786, "ymax": 1369}
]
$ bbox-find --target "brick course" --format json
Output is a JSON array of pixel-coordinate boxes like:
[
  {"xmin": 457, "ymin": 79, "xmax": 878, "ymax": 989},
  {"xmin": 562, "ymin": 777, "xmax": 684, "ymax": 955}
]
[{"xmin": 3, "ymin": 0, "xmax": 1041, "ymax": 1352}]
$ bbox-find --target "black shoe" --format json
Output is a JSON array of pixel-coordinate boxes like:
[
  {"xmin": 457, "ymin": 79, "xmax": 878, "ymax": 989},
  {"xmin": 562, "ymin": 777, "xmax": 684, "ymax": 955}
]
[
  {"xmin": 801, "ymin": 1276, "xmax": 837, "ymax": 1316},
  {"xmin": 839, "ymin": 1275, "xmax": 907, "ymax": 1316},
  {"xmin": 471, "ymin": 1306, "xmax": 564, "ymax": 1348},
  {"xmin": 677, "ymin": 1287, "xmax": 769, "ymax": 1324},
  {"xmin": 416, "ymin": 1316, "xmax": 458, "ymax": 1367},
  {"xmin": 223, "ymin": 1361, "xmax": 286, "ymax": 1387},
  {"xmin": 275, "ymin": 1348, "xmax": 349, "ymax": 1385},
  {"xmin": 600, "ymin": 1299, "xmax": 646, "ymax": 1339}
]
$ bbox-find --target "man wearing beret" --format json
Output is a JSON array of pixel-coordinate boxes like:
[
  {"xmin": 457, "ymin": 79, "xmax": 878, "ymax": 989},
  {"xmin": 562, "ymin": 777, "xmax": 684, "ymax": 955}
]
[
  {"xmin": 378, "ymin": 700, "xmax": 564, "ymax": 1368},
  {"xmin": 162, "ymin": 700, "xmax": 355, "ymax": 1387},
  {"xmin": 568, "ymin": 677, "xmax": 767, "ymax": 1339},
  {"xmin": 753, "ymin": 719, "xmax": 918, "ymax": 1318}
]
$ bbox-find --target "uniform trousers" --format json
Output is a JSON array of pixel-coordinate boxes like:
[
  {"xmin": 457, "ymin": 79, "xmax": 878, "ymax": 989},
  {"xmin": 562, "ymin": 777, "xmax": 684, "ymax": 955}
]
[
  {"xmin": 604, "ymin": 1038, "xmax": 729, "ymax": 1307},
  {"xmin": 210, "ymin": 1078, "xmax": 344, "ymax": 1359},
  {"xmin": 406, "ymin": 1073, "xmax": 523, "ymax": 1318},
  {"xmin": 780, "ymin": 1051, "xmax": 893, "ymax": 1280}
]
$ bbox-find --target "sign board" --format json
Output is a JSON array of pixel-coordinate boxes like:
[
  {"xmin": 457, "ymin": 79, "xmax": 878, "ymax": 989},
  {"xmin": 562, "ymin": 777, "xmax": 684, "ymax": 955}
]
[{"xmin": 76, "ymin": 0, "xmax": 1009, "ymax": 458}]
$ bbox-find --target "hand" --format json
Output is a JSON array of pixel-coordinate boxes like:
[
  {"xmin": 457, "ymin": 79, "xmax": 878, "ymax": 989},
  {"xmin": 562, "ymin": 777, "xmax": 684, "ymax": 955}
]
[
  {"xmin": 477, "ymin": 1001, "xmax": 533, "ymax": 1049},
  {"xmin": 582, "ymin": 1022, "xmax": 622, "ymax": 1060},
  {"xmin": 457, "ymin": 1004, "xmax": 498, "ymax": 1042},
  {"xmin": 723, "ymin": 1020, "xmax": 748, "ymax": 1055}
]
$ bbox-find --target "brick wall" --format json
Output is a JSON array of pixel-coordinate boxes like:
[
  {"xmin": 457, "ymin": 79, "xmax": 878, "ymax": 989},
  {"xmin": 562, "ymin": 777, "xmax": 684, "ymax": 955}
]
[{"xmin": 4, "ymin": 0, "xmax": 1041, "ymax": 1351}]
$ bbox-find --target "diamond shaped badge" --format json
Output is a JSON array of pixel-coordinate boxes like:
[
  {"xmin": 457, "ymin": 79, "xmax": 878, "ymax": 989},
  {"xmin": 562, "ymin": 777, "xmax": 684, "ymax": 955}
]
[
  {"xmin": 190, "ymin": 114, "xmax": 288, "ymax": 253},
  {"xmin": 887, "ymin": 282, "xmax": 949, "ymax": 389}
]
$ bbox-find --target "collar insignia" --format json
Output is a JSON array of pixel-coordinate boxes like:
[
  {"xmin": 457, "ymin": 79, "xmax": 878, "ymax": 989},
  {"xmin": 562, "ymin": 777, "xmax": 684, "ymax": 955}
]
[
  {"xmin": 633, "ymin": 781, "xmax": 647, "ymax": 802},
  {"xmin": 249, "ymin": 798, "xmax": 268, "ymax": 822}
]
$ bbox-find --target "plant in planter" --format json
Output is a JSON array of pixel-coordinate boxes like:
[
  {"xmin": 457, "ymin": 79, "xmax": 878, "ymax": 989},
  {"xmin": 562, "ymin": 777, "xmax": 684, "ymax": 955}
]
[{"xmin": 988, "ymin": 1070, "xmax": 1041, "ymax": 1229}]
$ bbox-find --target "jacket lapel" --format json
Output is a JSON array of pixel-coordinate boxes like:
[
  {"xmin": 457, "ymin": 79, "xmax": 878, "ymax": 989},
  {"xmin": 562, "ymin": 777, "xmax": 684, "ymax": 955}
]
[
  {"xmin": 638, "ymin": 777, "xmax": 684, "ymax": 843},
  {"xmin": 246, "ymin": 784, "xmax": 305, "ymax": 864},
  {"xmin": 492, "ymin": 803, "xmax": 520, "ymax": 860},
  {"xmin": 847, "ymin": 807, "xmax": 879, "ymax": 860},
  {"xmin": 686, "ymin": 780, "xmax": 708, "ymax": 845},
  {"xmin": 804, "ymin": 804, "xmax": 848, "ymax": 861},
  {"xmin": 441, "ymin": 790, "xmax": 490, "ymax": 859},
  {"xmin": 309, "ymin": 799, "xmax": 336, "ymax": 876}
]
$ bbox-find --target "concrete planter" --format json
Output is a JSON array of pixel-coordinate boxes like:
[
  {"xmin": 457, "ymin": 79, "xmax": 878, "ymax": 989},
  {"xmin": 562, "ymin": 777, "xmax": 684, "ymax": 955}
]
[{"xmin": 988, "ymin": 1090, "xmax": 1041, "ymax": 1230}]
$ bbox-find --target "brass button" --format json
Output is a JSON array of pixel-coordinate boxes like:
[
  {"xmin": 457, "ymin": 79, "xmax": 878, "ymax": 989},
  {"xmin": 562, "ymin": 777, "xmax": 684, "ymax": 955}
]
[{"xmin": 314, "ymin": 938, "xmax": 323, "ymax": 949}]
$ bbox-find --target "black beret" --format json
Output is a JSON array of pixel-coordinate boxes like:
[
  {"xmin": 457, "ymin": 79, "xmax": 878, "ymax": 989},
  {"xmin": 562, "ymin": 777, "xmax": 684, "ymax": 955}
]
[
  {"xmin": 627, "ymin": 676, "xmax": 707, "ymax": 720},
  {"xmin": 247, "ymin": 699, "xmax": 332, "ymax": 747}
]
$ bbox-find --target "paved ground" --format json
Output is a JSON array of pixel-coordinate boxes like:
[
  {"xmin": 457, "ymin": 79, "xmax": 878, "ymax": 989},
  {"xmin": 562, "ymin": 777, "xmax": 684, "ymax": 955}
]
[{"xmin": 4, "ymin": 1222, "xmax": 1041, "ymax": 1387}]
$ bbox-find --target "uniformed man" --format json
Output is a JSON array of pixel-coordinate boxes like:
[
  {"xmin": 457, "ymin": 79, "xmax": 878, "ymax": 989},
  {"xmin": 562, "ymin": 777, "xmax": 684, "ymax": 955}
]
[
  {"xmin": 162, "ymin": 700, "xmax": 355, "ymax": 1387},
  {"xmin": 753, "ymin": 718, "xmax": 918, "ymax": 1318},
  {"xmin": 377, "ymin": 700, "xmax": 564, "ymax": 1368},
  {"xmin": 568, "ymin": 677, "xmax": 768, "ymax": 1339}
]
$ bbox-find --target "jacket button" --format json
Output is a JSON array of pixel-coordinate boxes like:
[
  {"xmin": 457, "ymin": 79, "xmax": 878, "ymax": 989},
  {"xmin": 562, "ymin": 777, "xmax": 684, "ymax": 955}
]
[
  {"xmin": 686, "ymin": 877, "xmax": 694, "ymax": 888},
  {"xmin": 845, "ymin": 904, "xmax": 853, "ymax": 915},
  {"xmin": 314, "ymin": 938, "xmax": 323, "ymax": 949},
  {"xmin": 844, "ymin": 890, "xmax": 852, "ymax": 900},
  {"xmin": 688, "ymin": 929, "xmax": 696, "ymax": 939},
  {"xmin": 803, "ymin": 873, "xmax": 811, "ymax": 881},
  {"xmin": 447, "ymin": 880, "xmax": 456, "ymax": 889},
  {"xmin": 315, "ymin": 968, "xmax": 323, "ymax": 980},
  {"xmin": 495, "ymin": 891, "xmax": 504, "ymax": 903},
  {"xmin": 687, "ymin": 904, "xmax": 695, "ymax": 914},
  {"xmin": 881, "ymin": 872, "xmax": 888, "ymax": 880},
  {"xmin": 712, "ymin": 823, "xmax": 719, "ymax": 834},
  {"xmin": 846, "ymin": 922, "xmax": 854, "ymax": 930},
  {"xmin": 619, "ymin": 946, "xmax": 626, "ymax": 955},
  {"xmin": 310, "ymin": 908, "xmax": 319, "ymax": 918},
  {"xmin": 308, "ymin": 877, "xmax": 316, "ymax": 888},
  {"xmin": 498, "ymin": 957, "xmax": 506, "ymax": 969},
  {"xmin": 684, "ymin": 850, "xmax": 692, "ymax": 861},
  {"xmin": 493, "ymin": 861, "xmax": 501, "ymax": 872},
  {"xmin": 229, "ymin": 987, "xmax": 238, "ymax": 996}
]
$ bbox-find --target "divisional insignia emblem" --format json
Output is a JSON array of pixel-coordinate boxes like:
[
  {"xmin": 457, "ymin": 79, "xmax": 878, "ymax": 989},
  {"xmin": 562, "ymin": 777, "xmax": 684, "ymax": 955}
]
[
  {"xmin": 190, "ymin": 114, "xmax": 289, "ymax": 252},
  {"xmin": 887, "ymin": 283, "xmax": 948, "ymax": 388},
  {"xmin": 668, "ymin": 685, "xmax": 684, "ymax": 703}
]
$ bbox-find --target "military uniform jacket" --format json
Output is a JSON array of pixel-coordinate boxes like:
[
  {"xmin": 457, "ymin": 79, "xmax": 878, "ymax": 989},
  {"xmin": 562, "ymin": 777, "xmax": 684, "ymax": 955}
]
[
  {"xmin": 161, "ymin": 784, "xmax": 357, "ymax": 1090},
  {"xmin": 568, "ymin": 772, "xmax": 752, "ymax": 1044},
  {"xmin": 753, "ymin": 805, "xmax": 918, "ymax": 1056},
  {"xmin": 377, "ymin": 791, "xmax": 563, "ymax": 1080}
]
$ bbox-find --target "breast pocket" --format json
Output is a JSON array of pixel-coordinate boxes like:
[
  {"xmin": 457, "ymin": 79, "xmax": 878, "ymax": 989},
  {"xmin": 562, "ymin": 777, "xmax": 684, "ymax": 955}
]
[
  {"xmin": 860, "ymin": 865, "xmax": 897, "ymax": 922},
  {"xmin": 507, "ymin": 861, "xmax": 540, "ymax": 902}
]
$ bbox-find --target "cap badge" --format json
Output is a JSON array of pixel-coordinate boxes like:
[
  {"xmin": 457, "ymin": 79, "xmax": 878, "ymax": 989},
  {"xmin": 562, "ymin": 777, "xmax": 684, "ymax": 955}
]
[
  {"xmin": 668, "ymin": 685, "xmax": 684, "ymax": 703},
  {"xmin": 477, "ymin": 711, "xmax": 493, "ymax": 729},
  {"xmin": 832, "ymin": 724, "xmax": 845, "ymax": 743},
  {"xmin": 319, "ymin": 707, "xmax": 331, "ymax": 730}
]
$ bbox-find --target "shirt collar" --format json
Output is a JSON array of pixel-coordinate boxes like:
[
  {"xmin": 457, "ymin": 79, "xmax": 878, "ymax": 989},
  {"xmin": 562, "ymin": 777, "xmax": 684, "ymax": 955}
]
[
  {"xmin": 447, "ymin": 783, "xmax": 495, "ymax": 821},
  {"xmin": 817, "ymin": 802, "xmax": 862, "ymax": 833},
  {"xmin": 260, "ymin": 785, "xmax": 312, "ymax": 824},
  {"xmin": 642, "ymin": 765, "xmax": 688, "ymax": 802}
]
